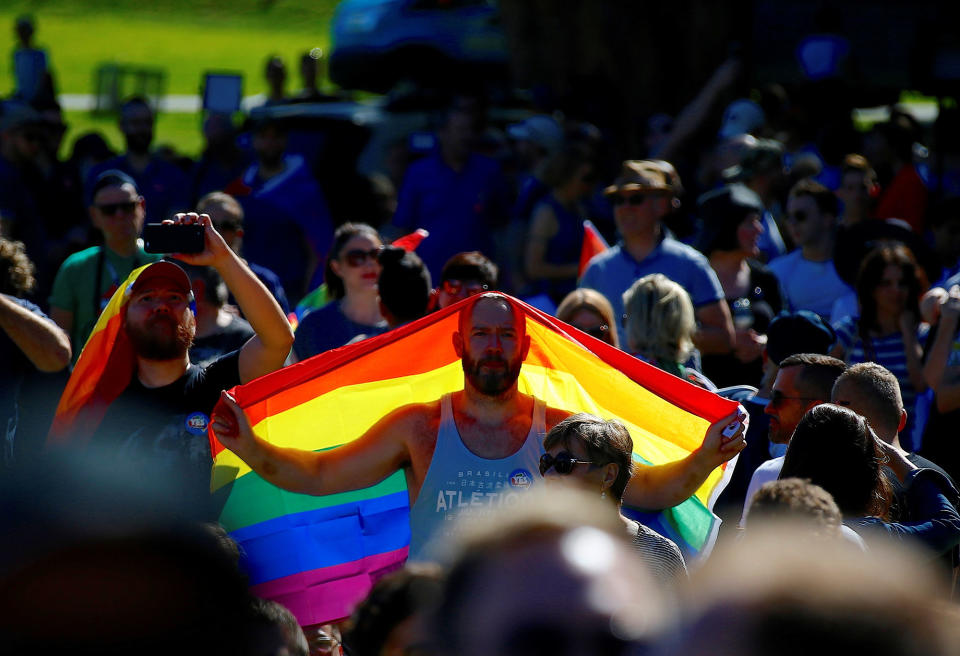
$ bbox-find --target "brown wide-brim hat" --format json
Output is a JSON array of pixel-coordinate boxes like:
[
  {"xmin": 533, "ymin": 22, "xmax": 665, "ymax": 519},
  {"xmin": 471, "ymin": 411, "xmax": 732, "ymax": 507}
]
[{"xmin": 603, "ymin": 160, "xmax": 673, "ymax": 196}]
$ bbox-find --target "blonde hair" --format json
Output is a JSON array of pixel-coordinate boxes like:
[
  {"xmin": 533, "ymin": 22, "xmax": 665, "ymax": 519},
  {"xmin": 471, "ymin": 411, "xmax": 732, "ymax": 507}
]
[{"xmin": 622, "ymin": 274, "xmax": 695, "ymax": 363}]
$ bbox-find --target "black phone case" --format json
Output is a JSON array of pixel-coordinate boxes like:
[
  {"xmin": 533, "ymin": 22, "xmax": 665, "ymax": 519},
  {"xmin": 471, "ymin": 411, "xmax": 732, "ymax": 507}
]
[{"xmin": 142, "ymin": 224, "xmax": 205, "ymax": 254}]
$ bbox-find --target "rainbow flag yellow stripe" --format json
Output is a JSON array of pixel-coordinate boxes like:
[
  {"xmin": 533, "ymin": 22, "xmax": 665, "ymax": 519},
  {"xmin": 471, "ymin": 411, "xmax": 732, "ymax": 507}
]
[{"xmin": 208, "ymin": 294, "xmax": 736, "ymax": 625}]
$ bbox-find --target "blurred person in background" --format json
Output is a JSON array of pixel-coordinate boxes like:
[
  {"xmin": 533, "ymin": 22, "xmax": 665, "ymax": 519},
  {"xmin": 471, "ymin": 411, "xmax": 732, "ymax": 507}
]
[
  {"xmin": 293, "ymin": 223, "xmax": 386, "ymax": 360},
  {"xmin": 0, "ymin": 237, "xmax": 70, "ymax": 467},
  {"xmin": 49, "ymin": 170, "xmax": 160, "ymax": 360},
  {"xmin": 555, "ymin": 287, "xmax": 619, "ymax": 348},
  {"xmin": 865, "ymin": 110, "xmax": 928, "ymax": 233},
  {"xmin": 581, "ymin": 160, "xmax": 734, "ymax": 353},
  {"xmin": 375, "ymin": 245, "xmax": 431, "ymax": 330},
  {"xmin": 743, "ymin": 477, "xmax": 844, "ymax": 540},
  {"xmin": 86, "ymin": 96, "xmax": 190, "ymax": 224},
  {"xmin": 190, "ymin": 112, "xmax": 250, "ymax": 206},
  {"xmin": 430, "ymin": 250, "xmax": 498, "ymax": 311},
  {"xmin": 523, "ymin": 143, "xmax": 595, "ymax": 306},
  {"xmin": 433, "ymin": 487, "xmax": 672, "ymax": 656},
  {"xmin": 291, "ymin": 49, "xmax": 338, "ymax": 104},
  {"xmin": 659, "ymin": 523, "xmax": 960, "ymax": 656},
  {"xmin": 778, "ymin": 403, "xmax": 960, "ymax": 559},
  {"xmin": 262, "ymin": 55, "xmax": 288, "ymax": 107},
  {"xmin": 342, "ymin": 565, "xmax": 442, "ymax": 656},
  {"xmin": 831, "ymin": 243, "xmax": 928, "ymax": 448},
  {"xmin": 197, "ymin": 191, "xmax": 289, "ymax": 315},
  {"xmin": 768, "ymin": 179, "xmax": 851, "ymax": 317},
  {"xmin": 541, "ymin": 414, "xmax": 688, "ymax": 584},
  {"xmin": 226, "ymin": 116, "xmax": 334, "ymax": 303},
  {"xmin": 391, "ymin": 94, "xmax": 511, "ymax": 281},
  {"xmin": 835, "ymin": 153, "xmax": 880, "ymax": 227},
  {"xmin": 697, "ymin": 185, "xmax": 783, "ymax": 388},
  {"xmin": 622, "ymin": 273, "xmax": 715, "ymax": 390},
  {"xmin": 180, "ymin": 262, "xmax": 254, "ymax": 368}
]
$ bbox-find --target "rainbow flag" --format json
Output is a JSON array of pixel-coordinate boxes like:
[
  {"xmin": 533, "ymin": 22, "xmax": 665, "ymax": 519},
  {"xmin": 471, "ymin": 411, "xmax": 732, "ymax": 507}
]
[
  {"xmin": 208, "ymin": 293, "xmax": 737, "ymax": 625},
  {"xmin": 48, "ymin": 263, "xmax": 150, "ymax": 445}
]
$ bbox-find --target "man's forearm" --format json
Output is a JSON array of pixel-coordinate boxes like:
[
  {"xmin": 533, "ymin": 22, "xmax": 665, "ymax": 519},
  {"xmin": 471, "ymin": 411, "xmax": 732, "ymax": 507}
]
[{"xmin": 0, "ymin": 294, "xmax": 71, "ymax": 371}]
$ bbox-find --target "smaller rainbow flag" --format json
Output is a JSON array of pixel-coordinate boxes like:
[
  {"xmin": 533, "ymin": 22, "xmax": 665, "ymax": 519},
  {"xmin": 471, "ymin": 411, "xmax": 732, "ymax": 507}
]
[{"xmin": 209, "ymin": 294, "xmax": 737, "ymax": 625}]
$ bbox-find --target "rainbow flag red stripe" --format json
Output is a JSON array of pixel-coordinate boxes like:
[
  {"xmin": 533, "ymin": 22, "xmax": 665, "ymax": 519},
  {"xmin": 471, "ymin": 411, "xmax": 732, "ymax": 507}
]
[
  {"xmin": 48, "ymin": 263, "xmax": 148, "ymax": 444},
  {"xmin": 209, "ymin": 293, "xmax": 737, "ymax": 625}
]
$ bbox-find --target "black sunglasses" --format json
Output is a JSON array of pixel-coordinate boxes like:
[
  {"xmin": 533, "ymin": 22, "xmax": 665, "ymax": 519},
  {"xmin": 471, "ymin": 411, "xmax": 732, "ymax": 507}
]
[
  {"xmin": 787, "ymin": 210, "xmax": 809, "ymax": 223},
  {"xmin": 342, "ymin": 247, "xmax": 382, "ymax": 267},
  {"xmin": 582, "ymin": 324, "xmax": 610, "ymax": 340},
  {"xmin": 610, "ymin": 194, "xmax": 647, "ymax": 207},
  {"xmin": 539, "ymin": 451, "xmax": 597, "ymax": 476},
  {"xmin": 96, "ymin": 201, "xmax": 138, "ymax": 216},
  {"xmin": 769, "ymin": 390, "xmax": 819, "ymax": 407}
]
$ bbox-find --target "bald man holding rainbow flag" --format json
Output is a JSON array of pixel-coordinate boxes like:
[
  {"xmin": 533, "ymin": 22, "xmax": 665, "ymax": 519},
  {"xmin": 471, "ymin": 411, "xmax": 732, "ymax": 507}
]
[{"xmin": 210, "ymin": 292, "xmax": 746, "ymax": 623}]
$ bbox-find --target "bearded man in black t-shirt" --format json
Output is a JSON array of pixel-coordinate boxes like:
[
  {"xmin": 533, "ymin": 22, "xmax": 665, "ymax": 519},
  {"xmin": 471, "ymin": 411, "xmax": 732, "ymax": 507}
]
[{"xmin": 90, "ymin": 213, "xmax": 294, "ymax": 517}]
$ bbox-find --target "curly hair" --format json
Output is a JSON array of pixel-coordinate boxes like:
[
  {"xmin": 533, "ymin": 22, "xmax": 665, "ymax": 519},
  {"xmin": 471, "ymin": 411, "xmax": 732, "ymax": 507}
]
[{"xmin": 0, "ymin": 238, "xmax": 36, "ymax": 296}]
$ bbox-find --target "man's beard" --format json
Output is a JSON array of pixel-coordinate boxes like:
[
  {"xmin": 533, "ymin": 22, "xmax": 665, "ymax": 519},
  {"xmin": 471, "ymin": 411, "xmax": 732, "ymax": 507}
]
[
  {"xmin": 127, "ymin": 315, "xmax": 194, "ymax": 361},
  {"xmin": 462, "ymin": 353, "xmax": 522, "ymax": 397}
]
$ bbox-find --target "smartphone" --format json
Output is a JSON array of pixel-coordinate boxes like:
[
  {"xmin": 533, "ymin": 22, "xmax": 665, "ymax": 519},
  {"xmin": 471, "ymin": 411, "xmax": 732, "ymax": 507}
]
[{"xmin": 142, "ymin": 223, "xmax": 205, "ymax": 254}]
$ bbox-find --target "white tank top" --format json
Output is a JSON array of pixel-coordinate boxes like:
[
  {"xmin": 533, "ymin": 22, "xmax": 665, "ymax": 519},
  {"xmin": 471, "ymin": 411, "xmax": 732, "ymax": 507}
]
[{"xmin": 407, "ymin": 393, "xmax": 546, "ymax": 562}]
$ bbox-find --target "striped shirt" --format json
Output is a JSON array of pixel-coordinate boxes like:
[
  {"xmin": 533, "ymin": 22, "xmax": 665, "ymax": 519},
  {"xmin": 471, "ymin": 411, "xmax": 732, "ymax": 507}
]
[{"xmin": 833, "ymin": 317, "xmax": 928, "ymax": 440}]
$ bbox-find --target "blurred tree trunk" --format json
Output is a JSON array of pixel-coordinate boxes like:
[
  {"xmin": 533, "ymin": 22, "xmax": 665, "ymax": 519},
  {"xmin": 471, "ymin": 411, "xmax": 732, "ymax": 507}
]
[{"xmin": 499, "ymin": 0, "xmax": 752, "ymax": 159}]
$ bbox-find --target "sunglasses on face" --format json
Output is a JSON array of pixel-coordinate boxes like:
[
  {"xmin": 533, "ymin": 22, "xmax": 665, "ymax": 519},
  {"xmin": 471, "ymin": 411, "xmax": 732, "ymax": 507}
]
[
  {"xmin": 342, "ymin": 247, "xmax": 382, "ymax": 267},
  {"xmin": 539, "ymin": 451, "xmax": 597, "ymax": 476},
  {"xmin": 442, "ymin": 279, "xmax": 489, "ymax": 296},
  {"xmin": 96, "ymin": 201, "xmax": 138, "ymax": 216},
  {"xmin": 580, "ymin": 324, "xmax": 610, "ymax": 340},
  {"xmin": 769, "ymin": 390, "xmax": 819, "ymax": 408},
  {"xmin": 610, "ymin": 194, "xmax": 647, "ymax": 207},
  {"xmin": 787, "ymin": 210, "xmax": 810, "ymax": 223}
]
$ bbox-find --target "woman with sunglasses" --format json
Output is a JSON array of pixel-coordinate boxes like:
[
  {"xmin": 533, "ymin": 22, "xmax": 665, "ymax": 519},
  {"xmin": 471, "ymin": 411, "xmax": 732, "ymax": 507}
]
[
  {"xmin": 523, "ymin": 143, "xmax": 596, "ymax": 305},
  {"xmin": 293, "ymin": 223, "xmax": 387, "ymax": 360},
  {"xmin": 541, "ymin": 414, "xmax": 688, "ymax": 584},
  {"xmin": 622, "ymin": 273, "xmax": 716, "ymax": 390},
  {"xmin": 555, "ymin": 288, "xmax": 620, "ymax": 348},
  {"xmin": 831, "ymin": 243, "xmax": 928, "ymax": 445},
  {"xmin": 696, "ymin": 185, "xmax": 783, "ymax": 388}
]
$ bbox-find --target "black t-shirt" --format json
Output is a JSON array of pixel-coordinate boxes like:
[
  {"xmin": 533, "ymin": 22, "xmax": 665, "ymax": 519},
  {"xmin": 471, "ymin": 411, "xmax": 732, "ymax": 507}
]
[
  {"xmin": 91, "ymin": 350, "xmax": 241, "ymax": 519},
  {"xmin": 189, "ymin": 315, "xmax": 254, "ymax": 368}
]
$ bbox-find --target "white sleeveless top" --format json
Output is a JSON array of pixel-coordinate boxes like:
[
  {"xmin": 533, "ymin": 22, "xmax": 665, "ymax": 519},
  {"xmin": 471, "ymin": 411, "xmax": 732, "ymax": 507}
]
[{"xmin": 407, "ymin": 393, "xmax": 546, "ymax": 562}]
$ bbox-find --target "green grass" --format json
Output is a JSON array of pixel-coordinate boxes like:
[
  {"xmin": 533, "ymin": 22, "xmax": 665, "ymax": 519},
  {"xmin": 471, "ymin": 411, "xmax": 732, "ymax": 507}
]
[{"xmin": 1, "ymin": 1, "xmax": 342, "ymax": 156}]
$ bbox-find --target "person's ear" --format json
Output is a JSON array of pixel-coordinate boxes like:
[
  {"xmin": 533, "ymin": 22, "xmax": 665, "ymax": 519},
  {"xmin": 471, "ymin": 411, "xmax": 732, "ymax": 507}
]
[
  {"xmin": 452, "ymin": 330, "xmax": 464, "ymax": 358},
  {"xmin": 601, "ymin": 462, "xmax": 619, "ymax": 492},
  {"xmin": 898, "ymin": 408, "xmax": 908, "ymax": 433}
]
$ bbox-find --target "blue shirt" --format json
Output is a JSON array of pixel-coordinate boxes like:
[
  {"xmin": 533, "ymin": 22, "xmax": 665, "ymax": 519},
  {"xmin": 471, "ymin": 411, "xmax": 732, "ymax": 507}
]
[
  {"xmin": 235, "ymin": 155, "xmax": 334, "ymax": 303},
  {"xmin": 768, "ymin": 249, "xmax": 853, "ymax": 318},
  {"xmin": 392, "ymin": 152, "xmax": 510, "ymax": 280},
  {"xmin": 579, "ymin": 236, "xmax": 725, "ymax": 347}
]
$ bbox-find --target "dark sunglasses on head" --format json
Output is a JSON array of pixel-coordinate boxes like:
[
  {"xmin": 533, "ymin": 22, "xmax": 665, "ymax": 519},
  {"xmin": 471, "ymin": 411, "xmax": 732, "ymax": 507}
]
[
  {"xmin": 342, "ymin": 247, "xmax": 382, "ymax": 267},
  {"xmin": 442, "ymin": 279, "xmax": 488, "ymax": 296},
  {"xmin": 96, "ymin": 201, "xmax": 138, "ymax": 216},
  {"xmin": 610, "ymin": 194, "xmax": 647, "ymax": 207},
  {"xmin": 539, "ymin": 451, "xmax": 597, "ymax": 476}
]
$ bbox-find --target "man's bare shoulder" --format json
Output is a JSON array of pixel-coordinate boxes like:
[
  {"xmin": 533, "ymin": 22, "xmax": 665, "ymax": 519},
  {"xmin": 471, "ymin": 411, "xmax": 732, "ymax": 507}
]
[
  {"xmin": 545, "ymin": 406, "xmax": 574, "ymax": 431},
  {"xmin": 380, "ymin": 399, "xmax": 442, "ymax": 431}
]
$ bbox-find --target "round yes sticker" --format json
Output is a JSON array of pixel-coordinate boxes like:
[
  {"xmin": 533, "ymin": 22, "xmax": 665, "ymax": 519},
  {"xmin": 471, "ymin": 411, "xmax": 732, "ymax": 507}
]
[
  {"xmin": 509, "ymin": 468, "xmax": 533, "ymax": 489},
  {"xmin": 185, "ymin": 412, "xmax": 209, "ymax": 436}
]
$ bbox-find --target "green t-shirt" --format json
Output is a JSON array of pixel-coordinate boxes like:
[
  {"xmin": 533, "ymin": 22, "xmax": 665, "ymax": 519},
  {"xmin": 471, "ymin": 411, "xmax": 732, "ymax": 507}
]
[{"xmin": 49, "ymin": 245, "xmax": 160, "ymax": 361}]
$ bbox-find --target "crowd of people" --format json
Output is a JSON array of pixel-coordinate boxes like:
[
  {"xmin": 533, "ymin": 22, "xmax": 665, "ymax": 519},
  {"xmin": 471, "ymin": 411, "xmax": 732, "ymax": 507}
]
[{"xmin": 3, "ymin": 16, "xmax": 960, "ymax": 653}]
